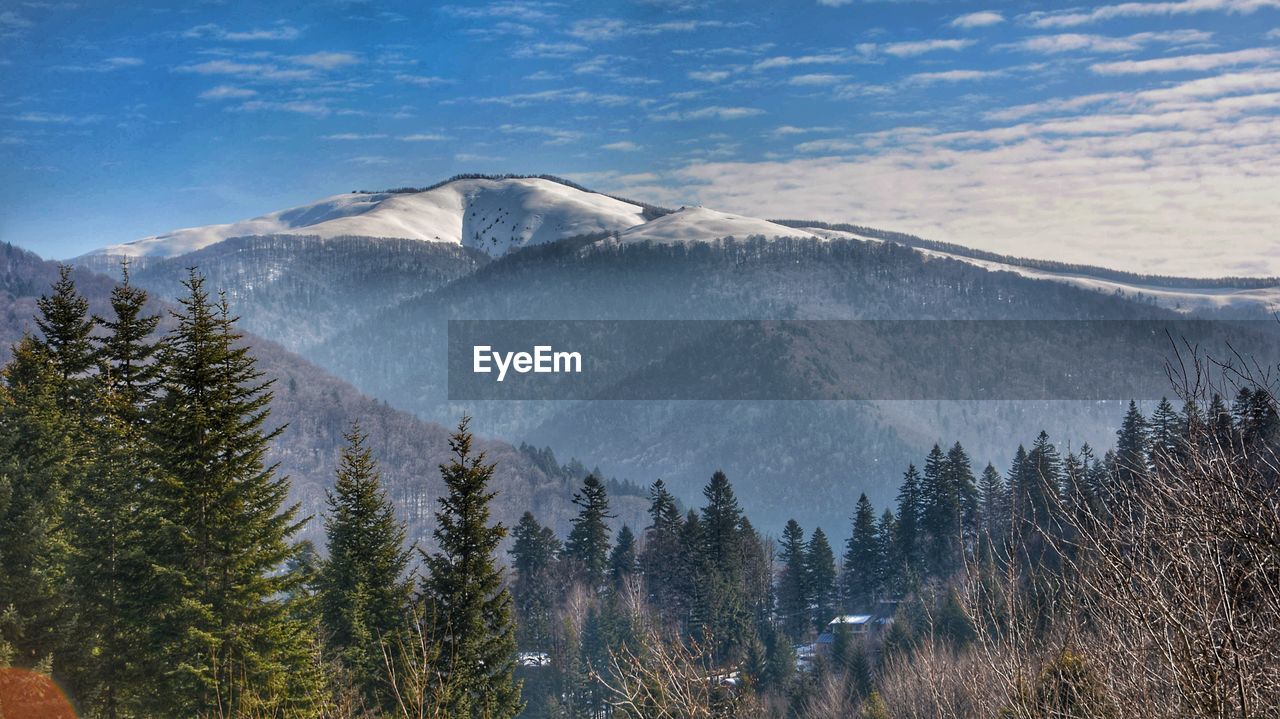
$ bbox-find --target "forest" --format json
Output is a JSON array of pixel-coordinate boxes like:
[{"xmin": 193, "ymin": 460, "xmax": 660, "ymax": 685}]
[{"xmin": 1, "ymin": 268, "xmax": 1277, "ymax": 718}]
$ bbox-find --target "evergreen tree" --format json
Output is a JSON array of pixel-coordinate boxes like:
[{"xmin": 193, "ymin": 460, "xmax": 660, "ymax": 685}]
[
  {"xmin": 419, "ymin": 417, "xmax": 523, "ymax": 719},
  {"xmin": 894, "ymin": 464, "xmax": 923, "ymax": 580},
  {"xmin": 319, "ymin": 425, "xmax": 413, "ymax": 710},
  {"xmin": 639, "ymin": 480, "xmax": 682, "ymax": 616},
  {"xmin": 976, "ymin": 462, "xmax": 1008, "ymax": 549},
  {"xmin": 34, "ymin": 265, "xmax": 95, "ymax": 408},
  {"xmin": 947, "ymin": 442, "xmax": 979, "ymax": 558},
  {"xmin": 609, "ymin": 525, "xmax": 637, "ymax": 586},
  {"xmin": 806, "ymin": 528, "xmax": 836, "ymax": 629},
  {"xmin": 510, "ymin": 511, "xmax": 561, "ymax": 649},
  {"xmin": 776, "ymin": 519, "xmax": 810, "ymax": 640},
  {"xmin": 874, "ymin": 509, "xmax": 898, "ymax": 596},
  {"xmin": 565, "ymin": 473, "xmax": 614, "ymax": 589},
  {"xmin": 696, "ymin": 471, "xmax": 755, "ymax": 661},
  {"xmin": 145, "ymin": 272, "xmax": 318, "ymax": 716},
  {"xmin": 1115, "ymin": 400, "xmax": 1150, "ymax": 493},
  {"xmin": 92, "ymin": 265, "xmax": 161, "ymax": 422},
  {"xmin": 675, "ymin": 510, "xmax": 708, "ymax": 632},
  {"xmin": 1149, "ymin": 397, "xmax": 1181, "ymax": 471},
  {"xmin": 920, "ymin": 444, "xmax": 960, "ymax": 575},
  {"xmin": 700, "ymin": 470, "xmax": 744, "ymax": 571},
  {"xmin": 0, "ymin": 337, "xmax": 75, "ymax": 675},
  {"xmin": 842, "ymin": 494, "xmax": 879, "ymax": 610}
]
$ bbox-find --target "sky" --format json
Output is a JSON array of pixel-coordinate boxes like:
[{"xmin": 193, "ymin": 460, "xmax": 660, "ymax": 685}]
[{"xmin": 1, "ymin": 0, "xmax": 1279, "ymax": 277}]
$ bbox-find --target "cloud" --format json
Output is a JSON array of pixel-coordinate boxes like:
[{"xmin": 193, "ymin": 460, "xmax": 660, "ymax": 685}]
[
  {"xmin": 951, "ymin": 11, "xmax": 1004, "ymax": 28},
  {"xmin": 290, "ymin": 52, "xmax": 360, "ymax": 69},
  {"xmin": 1091, "ymin": 47, "xmax": 1279, "ymax": 74},
  {"xmin": 199, "ymin": 85, "xmax": 258, "ymax": 100},
  {"xmin": 771, "ymin": 125, "xmax": 842, "ymax": 135},
  {"xmin": 473, "ymin": 88, "xmax": 636, "ymax": 107},
  {"xmin": 1024, "ymin": 0, "xmax": 1280, "ymax": 29},
  {"xmin": 321, "ymin": 133, "xmax": 386, "ymax": 140},
  {"xmin": 754, "ymin": 53, "xmax": 848, "ymax": 71},
  {"xmin": 567, "ymin": 18, "xmax": 740, "ymax": 41},
  {"xmin": 789, "ymin": 73, "xmax": 847, "ymax": 85},
  {"xmin": 908, "ymin": 69, "xmax": 1004, "ymax": 84},
  {"xmin": 689, "ymin": 69, "xmax": 732, "ymax": 82},
  {"xmin": 511, "ymin": 41, "xmax": 588, "ymax": 58},
  {"xmin": 869, "ymin": 39, "xmax": 975, "ymax": 58},
  {"xmin": 795, "ymin": 139, "xmax": 859, "ymax": 152},
  {"xmin": 439, "ymin": 2, "xmax": 557, "ymax": 23},
  {"xmin": 399, "ymin": 133, "xmax": 449, "ymax": 141},
  {"xmin": 395, "ymin": 73, "xmax": 453, "ymax": 87},
  {"xmin": 54, "ymin": 56, "xmax": 144, "ymax": 72},
  {"xmin": 176, "ymin": 60, "xmax": 315, "ymax": 82},
  {"xmin": 182, "ymin": 23, "xmax": 302, "ymax": 41},
  {"xmin": 498, "ymin": 123, "xmax": 583, "ymax": 144},
  {"xmin": 1007, "ymin": 29, "xmax": 1214, "ymax": 54},
  {"xmin": 0, "ymin": 11, "xmax": 33, "ymax": 34},
  {"xmin": 9, "ymin": 111, "xmax": 102, "ymax": 124},
  {"xmin": 232, "ymin": 100, "xmax": 330, "ymax": 116},
  {"xmin": 816, "ymin": 0, "xmax": 854, "ymax": 5},
  {"xmin": 651, "ymin": 105, "xmax": 764, "ymax": 120},
  {"xmin": 601, "ymin": 140, "xmax": 642, "ymax": 151}
]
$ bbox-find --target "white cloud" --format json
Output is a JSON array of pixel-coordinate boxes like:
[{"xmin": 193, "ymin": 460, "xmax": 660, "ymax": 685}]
[
  {"xmin": 0, "ymin": 11, "xmax": 34, "ymax": 34},
  {"xmin": 689, "ymin": 70, "xmax": 732, "ymax": 82},
  {"xmin": 1007, "ymin": 30, "xmax": 1213, "ymax": 54},
  {"xmin": 440, "ymin": 2, "xmax": 557, "ymax": 23},
  {"xmin": 952, "ymin": 11, "xmax": 1004, "ymax": 28},
  {"xmin": 909, "ymin": 69, "xmax": 1003, "ymax": 84},
  {"xmin": 232, "ymin": 100, "xmax": 329, "ymax": 116},
  {"xmin": 602, "ymin": 140, "xmax": 642, "ymax": 151},
  {"xmin": 399, "ymin": 133, "xmax": 449, "ymax": 141},
  {"xmin": 182, "ymin": 23, "xmax": 302, "ymax": 41},
  {"xmin": 816, "ymin": 0, "xmax": 854, "ymax": 5},
  {"xmin": 473, "ymin": 88, "xmax": 636, "ymax": 107},
  {"xmin": 1092, "ymin": 47, "xmax": 1279, "ymax": 74},
  {"xmin": 54, "ymin": 56, "xmax": 144, "ymax": 72},
  {"xmin": 395, "ymin": 74, "xmax": 452, "ymax": 87},
  {"xmin": 512, "ymin": 41, "xmax": 588, "ymax": 58},
  {"xmin": 651, "ymin": 105, "xmax": 764, "ymax": 121},
  {"xmin": 322, "ymin": 133, "xmax": 386, "ymax": 140},
  {"xmin": 497, "ymin": 123, "xmax": 583, "ymax": 144},
  {"xmin": 176, "ymin": 60, "xmax": 314, "ymax": 82},
  {"xmin": 771, "ymin": 125, "xmax": 842, "ymax": 135},
  {"xmin": 754, "ymin": 53, "xmax": 848, "ymax": 71},
  {"xmin": 1025, "ymin": 0, "xmax": 1280, "ymax": 29},
  {"xmin": 795, "ymin": 139, "xmax": 859, "ymax": 152},
  {"xmin": 9, "ymin": 111, "xmax": 102, "ymax": 124},
  {"xmin": 199, "ymin": 85, "xmax": 258, "ymax": 100},
  {"xmin": 290, "ymin": 52, "xmax": 360, "ymax": 69},
  {"xmin": 789, "ymin": 73, "xmax": 847, "ymax": 85},
  {"xmin": 872, "ymin": 39, "xmax": 976, "ymax": 58}
]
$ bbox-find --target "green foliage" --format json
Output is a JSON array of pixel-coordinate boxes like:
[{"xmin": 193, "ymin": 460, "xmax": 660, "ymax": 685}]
[
  {"xmin": 318, "ymin": 424, "xmax": 413, "ymax": 711},
  {"xmin": 844, "ymin": 494, "xmax": 880, "ymax": 610},
  {"xmin": 419, "ymin": 417, "xmax": 523, "ymax": 719},
  {"xmin": 566, "ymin": 474, "xmax": 615, "ymax": 589}
]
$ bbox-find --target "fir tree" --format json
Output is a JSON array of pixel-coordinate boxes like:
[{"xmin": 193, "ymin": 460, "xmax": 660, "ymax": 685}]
[
  {"xmin": 319, "ymin": 424, "xmax": 413, "ymax": 710},
  {"xmin": 1115, "ymin": 400, "xmax": 1150, "ymax": 492},
  {"xmin": 976, "ymin": 462, "xmax": 1008, "ymax": 549},
  {"xmin": 145, "ymin": 271, "xmax": 318, "ymax": 716},
  {"xmin": 894, "ymin": 464, "xmax": 923, "ymax": 580},
  {"xmin": 843, "ymin": 494, "xmax": 879, "ymax": 610},
  {"xmin": 806, "ymin": 527, "xmax": 836, "ymax": 629},
  {"xmin": 34, "ymin": 265, "xmax": 95, "ymax": 408},
  {"xmin": 510, "ymin": 511, "xmax": 561, "ymax": 649},
  {"xmin": 92, "ymin": 265, "xmax": 161, "ymax": 423},
  {"xmin": 609, "ymin": 525, "xmax": 637, "ymax": 586},
  {"xmin": 419, "ymin": 417, "xmax": 523, "ymax": 719},
  {"xmin": 639, "ymin": 480, "xmax": 682, "ymax": 616},
  {"xmin": 565, "ymin": 473, "xmax": 615, "ymax": 589},
  {"xmin": 874, "ymin": 509, "xmax": 898, "ymax": 596},
  {"xmin": 776, "ymin": 519, "xmax": 810, "ymax": 640},
  {"xmin": 1149, "ymin": 397, "xmax": 1181, "ymax": 471}
]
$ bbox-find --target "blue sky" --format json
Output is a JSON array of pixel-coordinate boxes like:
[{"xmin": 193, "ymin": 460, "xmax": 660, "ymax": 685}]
[{"xmin": 2, "ymin": 0, "xmax": 1279, "ymax": 275}]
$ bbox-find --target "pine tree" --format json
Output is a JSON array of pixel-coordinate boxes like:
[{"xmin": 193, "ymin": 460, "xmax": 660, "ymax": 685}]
[
  {"xmin": 701, "ymin": 470, "xmax": 743, "ymax": 571},
  {"xmin": 145, "ymin": 271, "xmax": 318, "ymax": 716},
  {"xmin": 609, "ymin": 525, "xmax": 637, "ymax": 586},
  {"xmin": 93, "ymin": 265, "xmax": 161, "ymax": 422},
  {"xmin": 0, "ymin": 337, "xmax": 75, "ymax": 674},
  {"xmin": 639, "ymin": 480, "xmax": 682, "ymax": 616},
  {"xmin": 1115, "ymin": 400, "xmax": 1150, "ymax": 493},
  {"xmin": 894, "ymin": 464, "xmax": 923, "ymax": 581},
  {"xmin": 565, "ymin": 473, "xmax": 615, "ymax": 589},
  {"xmin": 510, "ymin": 511, "xmax": 561, "ymax": 649},
  {"xmin": 947, "ymin": 442, "xmax": 979, "ymax": 559},
  {"xmin": 806, "ymin": 528, "xmax": 836, "ymax": 629},
  {"xmin": 419, "ymin": 417, "xmax": 523, "ymax": 719},
  {"xmin": 1149, "ymin": 397, "xmax": 1181, "ymax": 471},
  {"xmin": 976, "ymin": 462, "xmax": 1008, "ymax": 549},
  {"xmin": 920, "ymin": 444, "xmax": 959, "ymax": 575},
  {"xmin": 843, "ymin": 494, "xmax": 879, "ymax": 610},
  {"xmin": 34, "ymin": 265, "xmax": 95, "ymax": 408},
  {"xmin": 696, "ymin": 471, "xmax": 755, "ymax": 661},
  {"xmin": 319, "ymin": 424, "xmax": 413, "ymax": 710},
  {"xmin": 874, "ymin": 509, "xmax": 897, "ymax": 597},
  {"xmin": 777, "ymin": 519, "xmax": 810, "ymax": 640}
]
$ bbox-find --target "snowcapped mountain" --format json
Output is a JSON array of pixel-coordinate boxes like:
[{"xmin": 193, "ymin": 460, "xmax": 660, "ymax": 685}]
[
  {"xmin": 90, "ymin": 177, "xmax": 649, "ymax": 259},
  {"xmin": 618, "ymin": 207, "xmax": 818, "ymax": 244}
]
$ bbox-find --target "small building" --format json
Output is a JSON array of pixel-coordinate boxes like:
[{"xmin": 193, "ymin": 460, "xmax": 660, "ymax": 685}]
[{"xmin": 825, "ymin": 614, "xmax": 873, "ymax": 635}]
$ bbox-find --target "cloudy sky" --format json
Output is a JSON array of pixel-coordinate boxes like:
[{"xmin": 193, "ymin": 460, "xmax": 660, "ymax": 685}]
[{"xmin": 2, "ymin": 0, "xmax": 1279, "ymax": 276}]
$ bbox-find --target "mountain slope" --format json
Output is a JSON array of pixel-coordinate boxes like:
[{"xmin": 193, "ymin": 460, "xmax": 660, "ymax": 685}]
[
  {"xmin": 0, "ymin": 242, "xmax": 647, "ymax": 548},
  {"xmin": 619, "ymin": 207, "xmax": 818, "ymax": 244},
  {"xmin": 89, "ymin": 177, "xmax": 649, "ymax": 259}
]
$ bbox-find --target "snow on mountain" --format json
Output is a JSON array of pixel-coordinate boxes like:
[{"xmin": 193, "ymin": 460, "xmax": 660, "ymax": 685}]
[
  {"xmin": 618, "ymin": 207, "xmax": 818, "ymax": 245},
  {"xmin": 89, "ymin": 177, "xmax": 648, "ymax": 259}
]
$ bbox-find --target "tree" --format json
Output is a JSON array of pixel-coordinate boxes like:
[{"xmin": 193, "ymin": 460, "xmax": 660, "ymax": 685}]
[
  {"xmin": 1149, "ymin": 397, "xmax": 1181, "ymax": 471},
  {"xmin": 145, "ymin": 271, "xmax": 318, "ymax": 716},
  {"xmin": 639, "ymin": 480, "xmax": 683, "ymax": 617},
  {"xmin": 894, "ymin": 465, "xmax": 923, "ymax": 580},
  {"xmin": 510, "ymin": 511, "xmax": 561, "ymax": 649},
  {"xmin": 1114, "ymin": 400, "xmax": 1150, "ymax": 493},
  {"xmin": 976, "ymin": 462, "xmax": 1008, "ymax": 550},
  {"xmin": 319, "ymin": 424, "xmax": 413, "ymax": 710},
  {"xmin": 806, "ymin": 528, "xmax": 837, "ymax": 629},
  {"xmin": 843, "ymin": 494, "xmax": 879, "ymax": 610},
  {"xmin": 34, "ymin": 265, "xmax": 95, "ymax": 408},
  {"xmin": 566, "ymin": 473, "xmax": 615, "ymax": 589},
  {"xmin": 419, "ymin": 417, "xmax": 522, "ymax": 719},
  {"xmin": 92, "ymin": 265, "xmax": 161, "ymax": 422},
  {"xmin": 609, "ymin": 525, "xmax": 637, "ymax": 586},
  {"xmin": 777, "ymin": 519, "xmax": 810, "ymax": 640}
]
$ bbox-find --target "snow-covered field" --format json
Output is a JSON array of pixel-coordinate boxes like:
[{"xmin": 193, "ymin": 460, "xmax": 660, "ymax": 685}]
[{"xmin": 618, "ymin": 207, "xmax": 818, "ymax": 244}]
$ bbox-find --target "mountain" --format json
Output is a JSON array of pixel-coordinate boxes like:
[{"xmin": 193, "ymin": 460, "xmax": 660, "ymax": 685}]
[
  {"xmin": 88, "ymin": 176, "xmax": 651, "ymax": 260},
  {"xmin": 1, "ymin": 242, "xmax": 649, "ymax": 549},
  {"xmin": 66, "ymin": 174, "xmax": 1280, "ymax": 532}
]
